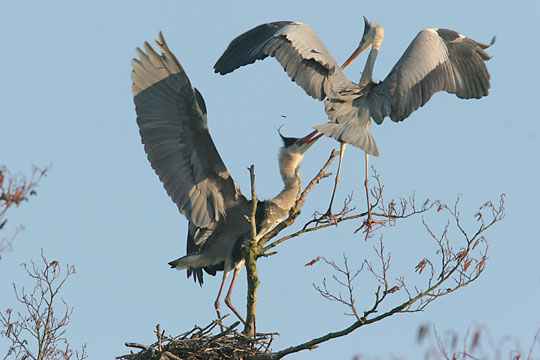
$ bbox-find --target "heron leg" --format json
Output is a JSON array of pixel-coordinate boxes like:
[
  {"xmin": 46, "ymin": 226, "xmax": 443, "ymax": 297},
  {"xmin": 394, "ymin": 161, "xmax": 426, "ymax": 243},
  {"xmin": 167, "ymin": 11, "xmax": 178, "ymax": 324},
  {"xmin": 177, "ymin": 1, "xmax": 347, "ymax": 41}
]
[
  {"xmin": 355, "ymin": 153, "xmax": 384, "ymax": 235},
  {"xmin": 324, "ymin": 142, "xmax": 347, "ymax": 224},
  {"xmin": 365, "ymin": 153, "xmax": 371, "ymax": 218},
  {"xmin": 224, "ymin": 267, "xmax": 246, "ymax": 325},
  {"xmin": 214, "ymin": 269, "xmax": 230, "ymax": 327}
]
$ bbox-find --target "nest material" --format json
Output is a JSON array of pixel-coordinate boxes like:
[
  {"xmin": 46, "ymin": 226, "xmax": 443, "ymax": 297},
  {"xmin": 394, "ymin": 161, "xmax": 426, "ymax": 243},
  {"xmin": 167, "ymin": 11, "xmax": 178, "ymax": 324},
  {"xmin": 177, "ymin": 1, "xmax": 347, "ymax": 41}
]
[{"xmin": 117, "ymin": 320, "xmax": 276, "ymax": 360}]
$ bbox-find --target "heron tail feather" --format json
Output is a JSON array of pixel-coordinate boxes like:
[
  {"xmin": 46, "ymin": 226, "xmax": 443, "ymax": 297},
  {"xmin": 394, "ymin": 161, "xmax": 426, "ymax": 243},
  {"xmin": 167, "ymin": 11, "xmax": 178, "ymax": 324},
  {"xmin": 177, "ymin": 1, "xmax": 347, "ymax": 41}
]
[
  {"xmin": 169, "ymin": 254, "xmax": 208, "ymax": 270},
  {"xmin": 313, "ymin": 122, "xmax": 380, "ymax": 157}
]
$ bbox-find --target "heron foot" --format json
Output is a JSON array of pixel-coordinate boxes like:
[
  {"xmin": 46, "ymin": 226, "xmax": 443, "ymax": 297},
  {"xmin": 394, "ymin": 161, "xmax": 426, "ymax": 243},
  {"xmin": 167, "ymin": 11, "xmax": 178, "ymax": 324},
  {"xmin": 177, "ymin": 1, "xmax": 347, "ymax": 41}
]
[
  {"xmin": 321, "ymin": 208, "xmax": 339, "ymax": 227},
  {"xmin": 354, "ymin": 214, "xmax": 384, "ymax": 237},
  {"xmin": 303, "ymin": 208, "xmax": 340, "ymax": 230}
]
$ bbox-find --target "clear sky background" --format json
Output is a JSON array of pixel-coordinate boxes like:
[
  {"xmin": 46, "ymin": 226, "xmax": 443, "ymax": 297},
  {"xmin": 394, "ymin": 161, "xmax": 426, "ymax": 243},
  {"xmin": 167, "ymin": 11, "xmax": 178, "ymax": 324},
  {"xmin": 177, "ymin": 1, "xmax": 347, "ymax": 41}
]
[{"xmin": 1, "ymin": 1, "xmax": 539, "ymax": 359}]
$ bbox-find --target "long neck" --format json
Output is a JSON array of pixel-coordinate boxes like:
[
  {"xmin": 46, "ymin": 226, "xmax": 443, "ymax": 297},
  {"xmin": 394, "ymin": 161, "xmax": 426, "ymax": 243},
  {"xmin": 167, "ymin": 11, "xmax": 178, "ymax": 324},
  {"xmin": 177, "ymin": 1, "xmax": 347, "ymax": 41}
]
[
  {"xmin": 359, "ymin": 27, "xmax": 384, "ymax": 87},
  {"xmin": 359, "ymin": 48, "xmax": 379, "ymax": 86},
  {"xmin": 271, "ymin": 154, "xmax": 302, "ymax": 211}
]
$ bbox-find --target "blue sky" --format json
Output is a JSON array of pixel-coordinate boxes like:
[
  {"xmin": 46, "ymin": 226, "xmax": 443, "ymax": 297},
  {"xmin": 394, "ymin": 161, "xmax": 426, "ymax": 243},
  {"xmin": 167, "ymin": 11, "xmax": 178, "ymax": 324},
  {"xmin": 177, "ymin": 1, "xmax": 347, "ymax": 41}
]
[{"xmin": 1, "ymin": 1, "xmax": 539, "ymax": 358}]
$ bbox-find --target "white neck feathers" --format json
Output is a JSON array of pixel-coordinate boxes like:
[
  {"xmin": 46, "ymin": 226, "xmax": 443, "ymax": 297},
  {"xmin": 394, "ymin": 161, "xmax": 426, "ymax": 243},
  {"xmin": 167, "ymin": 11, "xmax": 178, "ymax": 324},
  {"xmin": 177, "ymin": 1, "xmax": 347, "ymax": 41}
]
[{"xmin": 272, "ymin": 151, "xmax": 304, "ymax": 210}]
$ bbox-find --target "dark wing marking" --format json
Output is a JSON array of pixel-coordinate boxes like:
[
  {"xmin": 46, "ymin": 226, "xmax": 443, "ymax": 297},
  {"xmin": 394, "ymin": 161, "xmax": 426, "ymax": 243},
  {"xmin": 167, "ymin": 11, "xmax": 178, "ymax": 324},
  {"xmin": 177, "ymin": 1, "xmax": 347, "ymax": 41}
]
[
  {"xmin": 185, "ymin": 222, "xmax": 204, "ymax": 285},
  {"xmin": 185, "ymin": 222, "xmax": 222, "ymax": 285},
  {"xmin": 214, "ymin": 21, "xmax": 349, "ymax": 101}
]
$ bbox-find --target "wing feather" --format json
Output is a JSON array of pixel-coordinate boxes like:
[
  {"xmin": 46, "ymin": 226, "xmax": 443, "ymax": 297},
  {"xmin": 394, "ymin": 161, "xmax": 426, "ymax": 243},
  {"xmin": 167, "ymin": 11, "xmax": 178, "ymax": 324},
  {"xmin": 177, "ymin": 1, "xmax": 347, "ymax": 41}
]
[
  {"xmin": 132, "ymin": 32, "xmax": 244, "ymax": 229},
  {"xmin": 213, "ymin": 22, "xmax": 492, "ymax": 158},
  {"xmin": 214, "ymin": 21, "xmax": 350, "ymax": 101},
  {"xmin": 370, "ymin": 28, "xmax": 492, "ymax": 123},
  {"xmin": 185, "ymin": 222, "xmax": 220, "ymax": 285}
]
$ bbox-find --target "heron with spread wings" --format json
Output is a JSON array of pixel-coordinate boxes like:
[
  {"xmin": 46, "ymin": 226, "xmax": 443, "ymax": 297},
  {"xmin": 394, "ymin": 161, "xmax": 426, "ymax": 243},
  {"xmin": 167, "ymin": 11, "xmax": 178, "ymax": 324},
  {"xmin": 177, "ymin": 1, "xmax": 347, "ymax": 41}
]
[
  {"xmin": 131, "ymin": 33, "xmax": 321, "ymax": 323},
  {"xmin": 214, "ymin": 17, "xmax": 493, "ymax": 229}
]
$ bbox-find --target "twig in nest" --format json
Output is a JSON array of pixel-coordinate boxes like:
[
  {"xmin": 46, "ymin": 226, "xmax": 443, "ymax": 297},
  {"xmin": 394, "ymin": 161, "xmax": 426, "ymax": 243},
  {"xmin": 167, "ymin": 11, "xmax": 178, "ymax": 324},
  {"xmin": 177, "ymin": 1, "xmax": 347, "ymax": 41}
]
[{"xmin": 117, "ymin": 321, "xmax": 276, "ymax": 360}]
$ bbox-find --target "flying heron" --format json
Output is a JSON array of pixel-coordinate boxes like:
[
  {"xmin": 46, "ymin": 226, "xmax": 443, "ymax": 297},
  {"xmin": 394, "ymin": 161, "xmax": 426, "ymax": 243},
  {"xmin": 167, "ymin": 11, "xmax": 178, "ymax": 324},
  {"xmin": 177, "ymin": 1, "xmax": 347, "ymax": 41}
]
[
  {"xmin": 214, "ymin": 18, "xmax": 493, "ymax": 229},
  {"xmin": 131, "ymin": 33, "xmax": 321, "ymax": 323}
]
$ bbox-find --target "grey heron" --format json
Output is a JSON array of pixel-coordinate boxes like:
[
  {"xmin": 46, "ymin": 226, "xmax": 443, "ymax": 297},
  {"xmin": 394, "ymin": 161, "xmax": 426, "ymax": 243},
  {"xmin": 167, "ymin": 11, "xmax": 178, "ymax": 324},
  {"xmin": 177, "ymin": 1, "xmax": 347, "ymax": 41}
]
[
  {"xmin": 214, "ymin": 18, "xmax": 493, "ymax": 229},
  {"xmin": 131, "ymin": 33, "xmax": 321, "ymax": 323}
]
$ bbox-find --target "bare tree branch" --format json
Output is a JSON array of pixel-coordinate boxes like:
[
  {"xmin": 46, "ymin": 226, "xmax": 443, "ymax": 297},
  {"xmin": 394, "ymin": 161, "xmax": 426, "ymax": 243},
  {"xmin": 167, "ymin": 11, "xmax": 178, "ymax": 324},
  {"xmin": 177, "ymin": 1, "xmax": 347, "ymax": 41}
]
[
  {"xmin": 243, "ymin": 165, "xmax": 260, "ymax": 337},
  {"xmin": 255, "ymin": 192, "xmax": 505, "ymax": 359},
  {"xmin": 416, "ymin": 323, "xmax": 540, "ymax": 360},
  {"xmin": 120, "ymin": 153, "xmax": 505, "ymax": 360},
  {"xmin": 258, "ymin": 149, "xmax": 338, "ymax": 252},
  {"xmin": 0, "ymin": 249, "xmax": 87, "ymax": 360},
  {"xmin": 0, "ymin": 165, "xmax": 48, "ymax": 257}
]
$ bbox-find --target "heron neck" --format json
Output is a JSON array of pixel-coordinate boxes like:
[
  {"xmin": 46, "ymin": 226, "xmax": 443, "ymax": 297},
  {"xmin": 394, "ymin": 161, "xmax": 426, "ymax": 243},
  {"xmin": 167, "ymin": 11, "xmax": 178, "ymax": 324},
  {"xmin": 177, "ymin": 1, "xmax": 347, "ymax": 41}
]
[
  {"xmin": 359, "ymin": 48, "xmax": 379, "ymax": 86},
  {"xmin": 272, "ymin": 166, "xmax": 302, "ymax": 211}
]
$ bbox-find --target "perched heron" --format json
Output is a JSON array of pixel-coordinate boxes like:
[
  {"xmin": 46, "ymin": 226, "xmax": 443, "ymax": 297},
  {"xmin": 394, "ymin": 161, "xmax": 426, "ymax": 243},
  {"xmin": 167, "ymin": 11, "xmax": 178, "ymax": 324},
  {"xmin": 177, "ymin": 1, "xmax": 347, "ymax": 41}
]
[
  {"xmin": 214, "ymin": 18, "xmax": 493, "ymax": 228},
  {"xmin": 131, "ymin": 33, "xmax": 321, "ymax": 323}
]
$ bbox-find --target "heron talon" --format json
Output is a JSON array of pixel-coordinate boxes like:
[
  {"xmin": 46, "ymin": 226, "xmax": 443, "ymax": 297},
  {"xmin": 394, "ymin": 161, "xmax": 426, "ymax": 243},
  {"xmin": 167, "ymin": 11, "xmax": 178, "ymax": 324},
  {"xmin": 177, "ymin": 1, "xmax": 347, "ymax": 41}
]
[
  {"xmin": 309, "ymin": 208, "xmax": 339, "ymax": 227},
  {"xmin": 323, "ymin": 209, "xmax": 339, "ymax": 226},
  {"xmin": 354, "ymin": 215, "xmax": 384, "ymax": 235}
]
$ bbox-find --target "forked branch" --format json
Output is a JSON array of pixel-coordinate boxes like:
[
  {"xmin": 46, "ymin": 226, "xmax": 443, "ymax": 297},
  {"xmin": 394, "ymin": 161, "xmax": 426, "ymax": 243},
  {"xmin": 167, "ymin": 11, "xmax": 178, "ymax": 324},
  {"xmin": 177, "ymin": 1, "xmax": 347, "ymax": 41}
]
[
  {"xmin": 258, "ymin": 193, "xmax": 505, "ymax": 359},
  {"xmin": 0, "ymin": 165, "xmax": 49, "ymax": 256},
  {"xmin": 0, "ymin": 249, "xmax": 87, "ymax": 360}
]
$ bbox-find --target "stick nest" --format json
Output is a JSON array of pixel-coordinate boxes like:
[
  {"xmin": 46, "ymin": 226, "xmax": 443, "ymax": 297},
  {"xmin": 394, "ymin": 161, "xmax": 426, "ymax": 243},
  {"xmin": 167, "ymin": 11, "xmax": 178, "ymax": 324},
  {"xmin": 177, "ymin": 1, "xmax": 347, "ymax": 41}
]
[{"xmin": 116, "ymin": 320, "xmax": 276, "ymax": 360}]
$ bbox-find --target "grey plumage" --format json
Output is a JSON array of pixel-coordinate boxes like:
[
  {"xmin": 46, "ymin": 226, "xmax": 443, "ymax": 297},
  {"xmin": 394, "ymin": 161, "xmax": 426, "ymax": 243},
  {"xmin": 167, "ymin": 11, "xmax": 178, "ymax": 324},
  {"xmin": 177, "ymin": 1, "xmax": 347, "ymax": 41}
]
[
  {"xmin": 214, "ymin": 18, "xmax": 493, "ymax": 223},
  {"xmin": 214, "ymin": 19, "xmax": 493, "ymax": 157},
  {"xmin": 133, "ymin": 37, "xmax": 240, "ymax": 230},
  {"xmin": 131, "ymin": 32, "xmax": 320, "ymax": 321}
]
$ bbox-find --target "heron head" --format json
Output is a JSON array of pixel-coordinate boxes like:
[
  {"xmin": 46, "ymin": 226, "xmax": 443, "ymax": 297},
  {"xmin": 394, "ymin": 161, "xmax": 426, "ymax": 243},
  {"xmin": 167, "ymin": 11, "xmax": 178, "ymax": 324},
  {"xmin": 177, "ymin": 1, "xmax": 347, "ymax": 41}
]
[
  {"xmin": 277, "ymin": 129, "xmax": 322, "ymax": 182},
  {"xmin": 278, "ymin": 128, "xmax": 323, "ymax": 154},
  {"xmin": 341, "ymin": 17, "xmax": 384, "ymax": 70}
]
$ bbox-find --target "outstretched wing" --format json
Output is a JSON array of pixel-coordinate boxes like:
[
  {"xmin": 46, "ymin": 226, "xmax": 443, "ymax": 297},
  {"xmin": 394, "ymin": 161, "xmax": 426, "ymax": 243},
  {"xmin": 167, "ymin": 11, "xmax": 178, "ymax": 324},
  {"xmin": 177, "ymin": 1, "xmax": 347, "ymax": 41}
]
[
  {"xmin": 369, "ymin": 28, "xmax": 493, "ymax": 124},
  {"xmin": 132, "ymin": 32, "xmax": 244, "ymax": 229},
  {"xmin": 214, "ymin": 21, "xmax": 350, "ymax": 101}
]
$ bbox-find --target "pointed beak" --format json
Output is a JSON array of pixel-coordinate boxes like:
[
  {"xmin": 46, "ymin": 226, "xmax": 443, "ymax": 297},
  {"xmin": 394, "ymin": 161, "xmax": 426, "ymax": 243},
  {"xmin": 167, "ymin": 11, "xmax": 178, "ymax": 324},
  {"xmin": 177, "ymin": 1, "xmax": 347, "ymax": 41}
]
[
  {"xmin": 341, "ymin": 40, "xmax": 371, "ymax": 70},
  {"xmin": 296, "ymin": 130, "xmax": 323, "ymax": 153}
]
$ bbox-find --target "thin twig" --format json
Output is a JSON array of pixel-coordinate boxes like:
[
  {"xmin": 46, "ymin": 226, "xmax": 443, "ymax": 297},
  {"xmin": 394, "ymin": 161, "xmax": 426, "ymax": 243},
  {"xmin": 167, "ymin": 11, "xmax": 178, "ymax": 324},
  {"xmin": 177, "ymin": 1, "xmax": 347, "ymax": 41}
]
[{"xmin": 258, "ymin": 149, "xmax": 338, "ymax": 250}]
